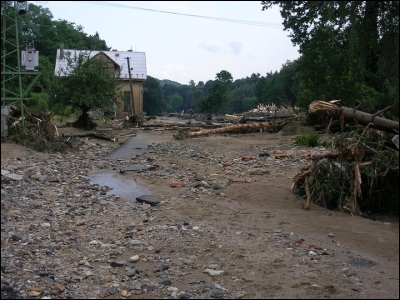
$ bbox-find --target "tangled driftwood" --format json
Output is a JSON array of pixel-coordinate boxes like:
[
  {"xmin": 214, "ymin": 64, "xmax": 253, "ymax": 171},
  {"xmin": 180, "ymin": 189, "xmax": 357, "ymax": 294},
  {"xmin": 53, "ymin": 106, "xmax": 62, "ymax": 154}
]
[
  {"xmin": 292, "ymin": 128, "xmax": 399, "ymax": 216},
  {"xmin": 8, "ymin": 105, "xmax": 59, "ymax": 140}
]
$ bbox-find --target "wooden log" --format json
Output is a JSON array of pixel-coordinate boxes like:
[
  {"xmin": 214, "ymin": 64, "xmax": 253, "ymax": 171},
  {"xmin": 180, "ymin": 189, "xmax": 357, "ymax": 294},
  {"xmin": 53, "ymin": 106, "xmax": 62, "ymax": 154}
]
[
  {"xmin": 186, "ymin": 121, "xmax": 288, "ymax": 138},
  {"xmin": 224, "ymin": 114, "xmax": 242, "ymax": 122},
  {"xmin": 308, "ymin": 101, "xmax": 399, "ymax": 133}
]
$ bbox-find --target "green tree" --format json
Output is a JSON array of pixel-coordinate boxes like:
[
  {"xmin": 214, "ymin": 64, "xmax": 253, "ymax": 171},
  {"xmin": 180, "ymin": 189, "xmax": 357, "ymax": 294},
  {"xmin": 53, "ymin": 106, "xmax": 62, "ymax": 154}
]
[
  {"xmin": 143, "ymin": 76, "xmax": 165, "ymax": 115},
  {"xmin": 199, "ymin": 70, "xmax": 233, "ymax": 113},
  {"xmin": 225, "ymin": 76, "xmax": 259, "ymax": 113},
  {"xmin": 167, "ymin": 94, "xmax": 184, "ymax": 112},
  {"xmin": 49, "ymin": 52, "xmax": 120, "ymax": 130},
  {"xmin": 1, "ymin": 2, "xmax": 111, "ymax": 113},
  {"xmin": 193, "ymin": 89, "xmax": 206, "ymax": 112},
  {"xmin": 255, "ymin": 61, "xmax": 298, "ymax": 107},
  {"xmin": 261, "ymin": 1, "xmax": 399, "ymax": 115}
]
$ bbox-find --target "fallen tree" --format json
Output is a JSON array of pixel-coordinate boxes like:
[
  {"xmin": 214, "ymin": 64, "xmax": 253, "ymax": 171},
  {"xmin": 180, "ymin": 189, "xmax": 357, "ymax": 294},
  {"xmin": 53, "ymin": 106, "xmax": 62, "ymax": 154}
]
[
  {"xmin": 174, "ymin": 121, "xmax": 289, "ymax": 139},
  {"xmin": 308, "ymin": 100, "xmax": 399, "ymax": 133}
]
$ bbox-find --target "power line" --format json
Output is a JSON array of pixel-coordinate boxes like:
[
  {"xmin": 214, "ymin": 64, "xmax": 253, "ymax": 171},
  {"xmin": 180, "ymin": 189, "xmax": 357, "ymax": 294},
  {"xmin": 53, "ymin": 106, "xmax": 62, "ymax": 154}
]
[{"xmin": 71, "ymin": 1, "xmax": 283, "ymax": 29}]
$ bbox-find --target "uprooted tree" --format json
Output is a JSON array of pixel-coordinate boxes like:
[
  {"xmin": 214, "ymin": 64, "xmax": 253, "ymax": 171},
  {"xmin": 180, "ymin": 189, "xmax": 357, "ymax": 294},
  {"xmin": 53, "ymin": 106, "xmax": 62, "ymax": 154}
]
[
  {"xmin": 307, "ymin": 100, "xmax": 399, "ymax": 133},
  {"xmin": 293, "ymin": 101, "xmax": 399, "ymax": 217},
  {"xmin": 49, "ymin": 51, "xmax": 120, "ymax": 130}
]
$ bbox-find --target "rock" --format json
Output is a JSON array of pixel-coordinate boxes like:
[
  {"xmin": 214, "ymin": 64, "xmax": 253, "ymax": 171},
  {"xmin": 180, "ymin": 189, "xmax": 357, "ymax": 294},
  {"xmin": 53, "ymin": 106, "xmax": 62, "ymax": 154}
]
[
  {"xmin": 110, "ymin": 260, "xmax": 125, "ymax": 267},
  {"xmin": 129, "ymin": 255, "xmax": 140, "ymax": 262},
  {"xmin": 135, "ymin": 195, "xmax": 163, "ymax": 206},
  {"xmin": 203, "ymin": 269, "xmax": 225, "ymax": 276},
  {"xmin": 158, "ymin": 279, "xmax": 172, "ymax": 286},
  {"xmin": 0, "ymin": 127, "xmax": 396, "ymax": 300},
  {"xmin": 1, "ymin": 169, "xmax": 10, "ymax": 176},
  {"xmin": 5, "ymin": 173, "xmax": 23, "ymax": 181}
]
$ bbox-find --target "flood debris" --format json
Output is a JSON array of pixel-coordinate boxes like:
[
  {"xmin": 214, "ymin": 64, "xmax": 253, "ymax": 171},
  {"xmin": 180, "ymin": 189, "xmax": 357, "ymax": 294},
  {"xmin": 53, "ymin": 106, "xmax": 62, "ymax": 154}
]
[
  {"xmin": 173, "ymin": 104, "xmax": 298, "ymax": 139},
  {"xmin": 292, "ymin": 101, "xmax": 399, "ymax": 217},
  {"xmin": 3, "ymin": 104, "xmax": 122, "ymax": 152},
  {"xmin": 4, "ymin": 104, "xmax": 71, "ymax": 152}
]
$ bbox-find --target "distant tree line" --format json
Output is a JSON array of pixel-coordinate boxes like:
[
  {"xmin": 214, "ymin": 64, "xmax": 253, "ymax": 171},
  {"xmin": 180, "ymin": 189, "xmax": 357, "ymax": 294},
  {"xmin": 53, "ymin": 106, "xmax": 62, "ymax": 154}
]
[{"xmin": 2, "ymin": 1, "xmax": 398, "ymax": 121}]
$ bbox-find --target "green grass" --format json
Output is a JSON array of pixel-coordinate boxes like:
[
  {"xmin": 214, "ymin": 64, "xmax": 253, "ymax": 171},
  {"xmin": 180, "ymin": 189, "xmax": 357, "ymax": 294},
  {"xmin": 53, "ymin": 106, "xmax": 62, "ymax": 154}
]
[{"xmin": 295, "ymin": 131, "xmax": 319, "ymax": 147}]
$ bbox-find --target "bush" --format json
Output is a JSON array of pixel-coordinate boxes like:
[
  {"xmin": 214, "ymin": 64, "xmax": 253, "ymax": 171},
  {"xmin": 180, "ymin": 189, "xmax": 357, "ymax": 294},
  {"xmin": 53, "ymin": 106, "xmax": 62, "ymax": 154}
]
[{"xmin": 295, "ymin": 131, "xmax": 319, "ymax": 147}]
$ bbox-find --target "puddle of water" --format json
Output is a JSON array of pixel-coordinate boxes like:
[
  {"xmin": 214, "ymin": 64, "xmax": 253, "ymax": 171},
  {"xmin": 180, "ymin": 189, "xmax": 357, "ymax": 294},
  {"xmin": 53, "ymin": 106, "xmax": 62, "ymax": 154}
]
[{"xmin": 87, "ymin": 170, "xmax": 150, "ymax": 202}]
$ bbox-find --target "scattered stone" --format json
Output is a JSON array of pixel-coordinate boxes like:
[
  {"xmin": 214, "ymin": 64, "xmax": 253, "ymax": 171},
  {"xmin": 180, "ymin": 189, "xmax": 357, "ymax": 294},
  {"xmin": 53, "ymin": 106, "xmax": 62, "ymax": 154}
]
[
  {"xmin": 203, "ymin": 269, "xmax": 225, "ymax": 276},
  {"xmin": 4, "ymin": 173, "xmax": 23, "ymax": 181},
  {"xmin": 129, "ymin": 255, "xmax": 140, "ymax": 262},
  {"xmin": 135, "ymin": 195, "xmax": 163, "ymax": 206},
  {"xmin": 158, "ymin": 279, "xmax": 172, "ymax": 286},
  {"xmin": 0, "ymin": 127, "xmax": 395, "ymax": 299},
  {"xmin": 110, "ymin": 260, "xmax": 125, "ymax": 267}
]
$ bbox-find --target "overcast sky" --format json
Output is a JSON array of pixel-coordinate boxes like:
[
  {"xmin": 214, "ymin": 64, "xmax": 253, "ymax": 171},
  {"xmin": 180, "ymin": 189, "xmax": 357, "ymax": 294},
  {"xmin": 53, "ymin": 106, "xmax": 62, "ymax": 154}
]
[{"xmin": 37, "ymin": 1, "xmax": 300, "ymax": 85}]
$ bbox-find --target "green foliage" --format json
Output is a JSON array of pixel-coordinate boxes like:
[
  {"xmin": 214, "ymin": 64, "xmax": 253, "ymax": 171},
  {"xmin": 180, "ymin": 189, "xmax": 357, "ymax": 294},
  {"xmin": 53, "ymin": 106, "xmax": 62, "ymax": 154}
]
[
  {"xmin": 53, "ymin": 108, "xmax": 77, "ymax": 123},
  {"xmin": 223, "ymin": 77, "xmax": 258, "ymax": 114},
  {"xmin": 308, "ymin": 161, "xmax": 352, "ymax": 210},
  {"xmin": 261, "ymin": 1, "xmax": 399, "ymax": 116},
  {"xmin": 199, "ymin": 70, "xmax": 233, "ymax": 113},
  {"xmin": 27, "ymin": 92, "xmax": 49, "ymax": 114},
  {"xmin": 166, "ymin": 94, "xmax": 184, "ymax": 112},
  {"xmin": 1, "ymin": 1, "xmax": 111, "ymax": 124},
  {"xmin": 295, "ymin": 131, "xmax": 319, "ymax": 147},
  {"xmin": 48, "ymin": 53, "xmax": 120, "ymax": 129},
  {"xmin": 143, "ymin": 76, "xmax": 165, "ymax": 115},
  {"xmin": 255, "ymin": 61, "xmax": 297, "ymax": 107}
]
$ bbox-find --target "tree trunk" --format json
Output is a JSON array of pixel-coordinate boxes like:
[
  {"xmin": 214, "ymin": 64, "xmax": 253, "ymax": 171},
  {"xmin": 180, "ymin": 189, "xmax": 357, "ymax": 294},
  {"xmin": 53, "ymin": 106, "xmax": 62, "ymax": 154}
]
[
  {"xmin": 308, "ymin": 101, "xmax": 399, "ymax": 133},
  {"xmin": 185, "ymin": 121, "xmax": 288, "ymax": 138},
  {"xmin": 73, "ymin": 109, "xmax": 97, "ymax": 130}
]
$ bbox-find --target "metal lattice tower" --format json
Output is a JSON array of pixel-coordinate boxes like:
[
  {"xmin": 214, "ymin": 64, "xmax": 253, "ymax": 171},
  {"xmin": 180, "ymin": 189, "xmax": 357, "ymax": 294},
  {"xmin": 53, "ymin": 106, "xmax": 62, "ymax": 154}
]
[{"xmin": 1, "ymin": 1, "xmax": 41, "ymax": 134}]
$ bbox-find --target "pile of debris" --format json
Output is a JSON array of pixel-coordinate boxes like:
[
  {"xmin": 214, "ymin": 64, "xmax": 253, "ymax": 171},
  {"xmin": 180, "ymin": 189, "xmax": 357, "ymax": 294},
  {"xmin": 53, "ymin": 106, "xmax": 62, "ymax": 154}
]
[
  {"xmin": 223, "ymin": 103, "xmax": 299, "ymax": 124},
  {"xmin": 172, "ymin": 104, "xmax": 300, "ymax": 139},
  {"xmin": 292, "ymin": 100, "xmax": 399, "ymax": 217},
  {"xmin": 244, "ymin": 103, "xmax": 300, "ymax": 120},
  {"xmin": 3, "ymin": 104, "xmax": 70, "ymax": 152}
]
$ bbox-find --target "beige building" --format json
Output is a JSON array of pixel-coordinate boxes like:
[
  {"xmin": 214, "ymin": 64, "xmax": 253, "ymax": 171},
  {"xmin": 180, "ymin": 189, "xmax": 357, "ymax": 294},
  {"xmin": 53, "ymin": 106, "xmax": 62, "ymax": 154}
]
[{"xmin": 54, "ymin": 48, "xmax": 147, "ymax": 119}]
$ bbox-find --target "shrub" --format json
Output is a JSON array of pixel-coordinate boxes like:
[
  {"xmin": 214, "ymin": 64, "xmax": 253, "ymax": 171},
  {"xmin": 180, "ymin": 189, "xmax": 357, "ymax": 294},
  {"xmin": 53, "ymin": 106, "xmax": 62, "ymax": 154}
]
[{"xmin": 295, "ymin": 131, "xmax": 319, "ymax": 147}]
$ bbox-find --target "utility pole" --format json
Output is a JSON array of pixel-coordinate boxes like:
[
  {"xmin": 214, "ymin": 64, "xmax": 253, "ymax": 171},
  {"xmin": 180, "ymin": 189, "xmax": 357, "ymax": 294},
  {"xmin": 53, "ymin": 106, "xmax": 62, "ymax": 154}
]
[
  {"xmin": 125, "ymin": 57, "xmax": 136, "ymax": 118},
  {"xmin": 1, "ymin": 1, "xmax": 41, "ymax": 135}
]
